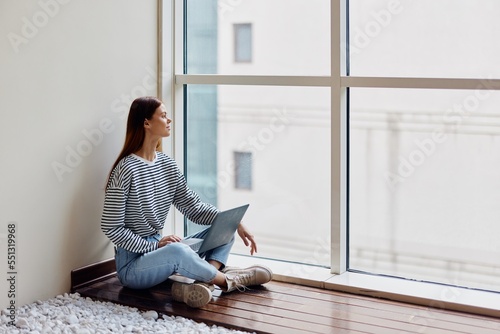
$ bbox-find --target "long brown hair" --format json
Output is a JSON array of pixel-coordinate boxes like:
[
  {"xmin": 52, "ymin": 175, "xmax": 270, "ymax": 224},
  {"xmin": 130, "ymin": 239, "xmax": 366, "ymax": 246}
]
[{"xmin": 106, "ymin": 96, "xmax": 162, "ymax": 188}]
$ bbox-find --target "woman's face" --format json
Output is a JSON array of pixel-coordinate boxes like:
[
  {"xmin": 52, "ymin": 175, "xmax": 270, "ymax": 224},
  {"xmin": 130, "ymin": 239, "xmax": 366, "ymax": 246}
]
[{"xmin": 146, "ymin": 104, "xmax": 172, "ymax": 137}]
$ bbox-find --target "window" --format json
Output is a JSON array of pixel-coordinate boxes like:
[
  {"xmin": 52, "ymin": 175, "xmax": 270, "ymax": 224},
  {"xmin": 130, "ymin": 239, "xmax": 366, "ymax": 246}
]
[
  {"xmin": 183, "ymin": 84, "xmax": 331, "ymax": 265},
  {"xmin": 173, "ymin": 0, "xmax": 500, "ymax": 312},
  {"xmin": 349, "ymin": 0, "xmax": 500, "ymax": 78},
  {"xmin": 348, "ymin": 0, "xmax": 500, "ymax": 293},
  {"xmin": 184, "ymin": 0, "xmax": 330, "ymax": 76},
  {"xmin": 234, "ymin": 23, "xmax": 252, "ymax": 63},
  {"xmin": 234, "ymin": 151, "xmax": 253, "ymax": 190},
  {"xmin": 349, "ymin": 87, "xmax": 500, "ymax": 291},
  {"xmin": 182, "ymin": 0, "xmax": 331, "ymax": 265}
]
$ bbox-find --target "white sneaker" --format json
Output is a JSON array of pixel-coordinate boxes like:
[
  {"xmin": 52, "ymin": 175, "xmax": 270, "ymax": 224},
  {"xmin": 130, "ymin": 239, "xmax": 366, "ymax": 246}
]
[
  {"xmin": 220, "ymin": 265, "xmax": 243, "ymax": 274},
  {"xmin": 223, "ymin": 265, "xmax": 273, "ymax": 292},
  {"xmin": 171, "ymin": 281, "xmax": 212, "ymax": 308}
]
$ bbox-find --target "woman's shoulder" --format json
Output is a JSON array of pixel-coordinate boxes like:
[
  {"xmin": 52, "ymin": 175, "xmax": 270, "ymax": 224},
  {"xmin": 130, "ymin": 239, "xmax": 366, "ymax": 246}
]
[
  {"xmin": 115, "ymin": 154, "xmax": 140, "ymax": 171},
  {"xmin": 156, "ymin": 151, "xmax": 178, "ymax": 166},
  {"xmin": 155, "ymin": 152, "xmax": 183, "ymax": 179},
  {"xmin": 108, "ymin": 156, "xmax": 136, "ymax": 184}
]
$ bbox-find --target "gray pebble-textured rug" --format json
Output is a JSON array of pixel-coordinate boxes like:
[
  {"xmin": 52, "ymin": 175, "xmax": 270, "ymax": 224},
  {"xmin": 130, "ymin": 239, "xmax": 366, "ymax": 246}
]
[{"xmin": 0, "ymin": 293, "xmax": 252, "ymax": 333}]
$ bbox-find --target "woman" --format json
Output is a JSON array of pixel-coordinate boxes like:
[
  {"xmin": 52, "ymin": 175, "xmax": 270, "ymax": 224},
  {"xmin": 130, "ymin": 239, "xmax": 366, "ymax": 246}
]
[{"xmin": 101, "ymin": 96, "xmax": 272, "ymax": 308}]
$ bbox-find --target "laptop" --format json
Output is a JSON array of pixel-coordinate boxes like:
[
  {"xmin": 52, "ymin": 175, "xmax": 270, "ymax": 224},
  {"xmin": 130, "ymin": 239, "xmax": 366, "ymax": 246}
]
[{"xmin": 181, "ymin": 204, "xmax": 249, "ymax": 253}]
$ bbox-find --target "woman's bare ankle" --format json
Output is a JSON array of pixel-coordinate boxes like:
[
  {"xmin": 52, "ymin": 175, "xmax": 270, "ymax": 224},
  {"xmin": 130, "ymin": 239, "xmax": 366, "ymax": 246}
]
[
  {"xmin": 207, "ymin": 260, "xmax": 222, "ymax": 270},
  {"xmin": 210, "ymin": 272, "xmax": 227, "ymax": 289}
]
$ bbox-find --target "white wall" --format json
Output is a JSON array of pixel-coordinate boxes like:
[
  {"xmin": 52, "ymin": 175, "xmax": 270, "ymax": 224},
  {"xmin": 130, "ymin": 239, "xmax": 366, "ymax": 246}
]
[{"xmin": 0, "ymin": 0, "xmax": 159, "ymax": 309}]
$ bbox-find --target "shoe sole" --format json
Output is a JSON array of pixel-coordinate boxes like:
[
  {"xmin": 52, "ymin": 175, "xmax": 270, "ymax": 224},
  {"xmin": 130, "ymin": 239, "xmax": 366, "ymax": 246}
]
[
  {"xmin": 194, "ymin": 281, "xmax": 215, "ymax": 292},
  {"xmin": 171, "ymin": 282, "xmax": 212, "ymax": 308}
]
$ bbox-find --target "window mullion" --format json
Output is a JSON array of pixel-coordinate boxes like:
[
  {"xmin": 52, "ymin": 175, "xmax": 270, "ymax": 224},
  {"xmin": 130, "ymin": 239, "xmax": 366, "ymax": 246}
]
[
  {"xmin": 171, "ymin": 0, "xmax": 185, "ymax": 237},
  {"xmin": 342, "ymin": 76, "xmax": 500, "ymax": 90},
  {"xmin": 331, "ymin": 0, "xmax": 348, "ymax": 275}
]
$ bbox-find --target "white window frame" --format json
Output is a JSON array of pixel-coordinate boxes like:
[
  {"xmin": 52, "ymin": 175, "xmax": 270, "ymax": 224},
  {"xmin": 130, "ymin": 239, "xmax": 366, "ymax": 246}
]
[{"xmin": 159, "ymin": 0, "xmax": 500, "ymax": 317}]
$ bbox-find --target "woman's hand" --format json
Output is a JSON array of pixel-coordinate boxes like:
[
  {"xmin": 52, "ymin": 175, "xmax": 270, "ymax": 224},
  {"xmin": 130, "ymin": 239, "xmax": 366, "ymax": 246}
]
[
  {"xmin": 237, "ymin": 223, "xmax": 257, "ymax": 255},
  {"xmin": 158, "ymin": 235, "xmax": 182, "ymax": 248}
]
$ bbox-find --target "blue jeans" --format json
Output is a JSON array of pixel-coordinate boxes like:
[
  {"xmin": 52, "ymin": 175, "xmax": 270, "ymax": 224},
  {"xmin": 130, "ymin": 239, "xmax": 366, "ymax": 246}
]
[{"xmin": 115, "ymin": 228, "xmax": 234, "ymax": 289}]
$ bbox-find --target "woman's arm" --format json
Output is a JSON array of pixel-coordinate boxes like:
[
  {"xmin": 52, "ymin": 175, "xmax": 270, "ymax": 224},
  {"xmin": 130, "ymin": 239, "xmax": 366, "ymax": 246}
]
[
  {"xmin": 172, "ymin": 167, "xmax": 219, "ymax": 226},
  {"xmin": 101, "ymin": 187, "xmax": 158, "ymax": 254}
]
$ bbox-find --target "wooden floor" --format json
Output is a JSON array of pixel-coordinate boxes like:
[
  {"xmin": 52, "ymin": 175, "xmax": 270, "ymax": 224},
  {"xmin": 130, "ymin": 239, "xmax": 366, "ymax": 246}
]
[{"xmin": 73, "ymin": 272, "xmax": 500, "ymax": 334}]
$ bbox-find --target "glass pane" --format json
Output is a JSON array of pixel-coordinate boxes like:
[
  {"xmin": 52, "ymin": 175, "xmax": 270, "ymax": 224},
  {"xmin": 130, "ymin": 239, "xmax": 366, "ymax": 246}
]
[
  {"xmin": 349, "ymin": 87, "xmax": 500, "ymax": 292},
  {"xmin": 349, "ymin": 0, "xmax": 500, "ymax": 78},
  {"xmin": 186, "ymin": 0, "xmax": 330, "ymax": 75},
  {"xmin": 186, "ymin": 85, "xmax": 331, "ymax": 266}
]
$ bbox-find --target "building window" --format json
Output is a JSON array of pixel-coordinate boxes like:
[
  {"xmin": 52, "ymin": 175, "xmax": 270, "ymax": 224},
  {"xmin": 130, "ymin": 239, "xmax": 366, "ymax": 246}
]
[
  {"xmin": 234, "ymin": 23, "xmax": 252, "ymax": 63},
  {"xmin": 234, "ymin": 151, "xmax": 253, "ymax": 190}
]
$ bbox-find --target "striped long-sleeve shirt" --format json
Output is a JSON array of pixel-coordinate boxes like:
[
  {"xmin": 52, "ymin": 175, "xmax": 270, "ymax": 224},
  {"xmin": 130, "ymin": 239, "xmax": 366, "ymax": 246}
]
[{"xmin": 101, "ymin": 152, "xmax": 218, "ymax": 254}]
